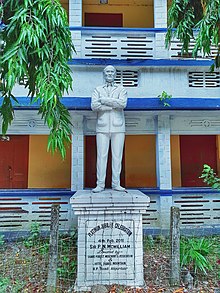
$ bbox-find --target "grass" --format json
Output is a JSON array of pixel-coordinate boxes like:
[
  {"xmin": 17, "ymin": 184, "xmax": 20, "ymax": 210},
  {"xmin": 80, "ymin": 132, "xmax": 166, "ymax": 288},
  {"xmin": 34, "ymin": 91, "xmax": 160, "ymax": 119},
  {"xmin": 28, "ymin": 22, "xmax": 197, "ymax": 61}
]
[
  {"xmin": 0, "ymin": 231, "xmax": 77, "ymax": 292},
  {"xmin": 143, "ymin": 235, "xmax": 220, "ymax": 290},
  {"xmin": 0, "ymin": 233, "xmax": 219, "ymax": 292}
]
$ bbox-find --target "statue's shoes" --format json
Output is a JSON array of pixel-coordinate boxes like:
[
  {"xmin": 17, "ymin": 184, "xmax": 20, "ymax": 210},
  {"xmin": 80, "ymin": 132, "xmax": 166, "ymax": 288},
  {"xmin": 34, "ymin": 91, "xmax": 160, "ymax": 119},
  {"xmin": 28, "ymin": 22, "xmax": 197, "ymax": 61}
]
[
  {"xmin": 113, "ymin": 185, "xmax": 126, "ymax": 192},
  {"xmin": 92, "ymin": 186, "xmax": 104, "ymax": 193}
]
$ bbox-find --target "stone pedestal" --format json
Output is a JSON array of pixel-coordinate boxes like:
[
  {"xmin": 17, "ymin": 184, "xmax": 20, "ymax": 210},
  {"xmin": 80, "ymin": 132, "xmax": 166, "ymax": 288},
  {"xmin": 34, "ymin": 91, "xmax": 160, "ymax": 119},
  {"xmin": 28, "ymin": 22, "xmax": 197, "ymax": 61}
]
[{"xmin": 70, "ymin": 189, "xmax": 150, "ymax": 291}]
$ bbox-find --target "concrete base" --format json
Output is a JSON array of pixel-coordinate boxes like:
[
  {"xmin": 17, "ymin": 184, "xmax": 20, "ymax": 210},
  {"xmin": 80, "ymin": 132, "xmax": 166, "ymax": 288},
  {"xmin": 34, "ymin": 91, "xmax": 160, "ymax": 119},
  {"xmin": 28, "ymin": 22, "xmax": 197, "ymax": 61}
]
[{"xmin": 70, "ymin": 189, "xmax": 150, "ymax": 292}]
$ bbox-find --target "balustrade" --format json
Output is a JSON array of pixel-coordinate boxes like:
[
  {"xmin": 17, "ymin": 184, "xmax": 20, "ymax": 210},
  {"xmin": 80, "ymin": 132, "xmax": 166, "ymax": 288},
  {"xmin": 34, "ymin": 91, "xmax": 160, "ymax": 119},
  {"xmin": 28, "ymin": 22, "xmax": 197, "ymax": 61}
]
[{"xmin": 70, "ymin": 27, "xmax": 219, "ymax": 60}]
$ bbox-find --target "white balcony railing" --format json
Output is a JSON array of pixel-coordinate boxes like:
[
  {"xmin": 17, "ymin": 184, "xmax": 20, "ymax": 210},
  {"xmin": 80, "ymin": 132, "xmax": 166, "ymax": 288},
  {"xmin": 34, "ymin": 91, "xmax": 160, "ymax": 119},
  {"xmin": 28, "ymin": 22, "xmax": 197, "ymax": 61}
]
[
  {"xmin": 82, "ymin": 31, "xmax": 155, "ymax": 59},
  {"xmin": 169, "ymin": 39, "xmax": 219, "ymax": 59},
  {"xmin": 70, "ymin": 27, "xmax": 219, "ymax": 60}
]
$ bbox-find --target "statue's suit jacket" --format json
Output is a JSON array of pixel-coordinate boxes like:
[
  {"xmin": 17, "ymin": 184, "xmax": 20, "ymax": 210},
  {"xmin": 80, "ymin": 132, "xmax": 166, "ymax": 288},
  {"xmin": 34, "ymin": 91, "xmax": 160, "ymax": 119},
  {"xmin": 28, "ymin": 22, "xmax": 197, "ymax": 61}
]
[{"xmin": 91, "ymin": 84, "xmax": 127, "ymax": 133}]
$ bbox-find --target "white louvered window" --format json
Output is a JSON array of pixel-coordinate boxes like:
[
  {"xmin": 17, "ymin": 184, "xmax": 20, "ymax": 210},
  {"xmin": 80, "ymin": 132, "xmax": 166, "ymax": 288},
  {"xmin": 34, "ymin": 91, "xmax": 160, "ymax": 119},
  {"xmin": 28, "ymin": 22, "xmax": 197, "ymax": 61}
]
[
  {"xmin": 189, "ymin": 72, "xmax": 220, "ymax": 88},
  {"xmin": 115, "ymin": 70, "xmax": 139, "ymax": 87}
]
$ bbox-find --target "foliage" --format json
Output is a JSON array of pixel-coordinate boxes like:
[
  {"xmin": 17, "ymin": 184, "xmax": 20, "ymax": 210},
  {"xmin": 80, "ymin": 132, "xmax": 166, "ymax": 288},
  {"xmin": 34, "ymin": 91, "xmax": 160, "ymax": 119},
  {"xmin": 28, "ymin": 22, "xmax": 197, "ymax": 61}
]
[
  {"xmin": 57, "ymin": 231, "xmax": 77, "ymax": 279},
  {"xmin": 180, "ymin": 237, "xmax": 215, "ymax": 275},
  {"xmin": 0, "ymin": 277, "xmax": 24, "ymax": 292},
  {"xmin": 158, "ymin": 91, "xmax": 172, "ymax": 107},
  {"xmin": 0, "ymin": 3, "xmax": 3, "ymax": 24},
  {"xmin": 0, "ymin": 0, "xmax": 74, "ymax": 158},
  {"xmin": 23, "ymin": 222, "xmax": 51, "ymax": 254},
  {"xmin": 166, "ymin": 0, "xmax": 195, "ymax": 54},
  {"xmin": 200, "ymin": 164, "xmax": 220, "ymax": 189},
  {"xmin": 217, "ymin": 259, "xmax": 220, "ymax": 286},
  {"xmin": 166, "ymin": 0, "xmax": 220, "ymax": 69},
  {"xmin": 57, "ymin": 254, "xmax": 77, "ymax": 278},
  {"xmin": 143, "ymin": 235, "xmax": 170, "ymax": 255},
  {"xmin": 143, "ymin": 235, "xmax": 154, "ymax": 250},
  {"xmin": 24, "ymin": 222, "xmax": 41, "ymax": 248},
  {"xmin": 0, "ymin": 234, "xmax": 4, "ymax": 246},
  {"xmin": 0, "ymin": 234, "xmax": 219, "ymax": 292},
  {"xmin": 0, "ymin": 277, "xmax": 9, "ymax": 292},
  {"xmin": 22, "ymin": 224, "xmax": 77, "ymax": 279},
  {"xmin": 38, "ymin": 241, "xmax": 50, "ymax": 255}
]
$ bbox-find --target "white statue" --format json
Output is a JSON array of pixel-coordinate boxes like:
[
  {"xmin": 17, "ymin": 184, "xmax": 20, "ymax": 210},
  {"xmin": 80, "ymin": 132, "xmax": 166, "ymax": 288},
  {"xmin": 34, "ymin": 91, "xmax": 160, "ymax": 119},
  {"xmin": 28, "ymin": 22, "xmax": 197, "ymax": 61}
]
[{"xmin": 91, "ymin": 65, "xmax": 127, "ymax": 193}]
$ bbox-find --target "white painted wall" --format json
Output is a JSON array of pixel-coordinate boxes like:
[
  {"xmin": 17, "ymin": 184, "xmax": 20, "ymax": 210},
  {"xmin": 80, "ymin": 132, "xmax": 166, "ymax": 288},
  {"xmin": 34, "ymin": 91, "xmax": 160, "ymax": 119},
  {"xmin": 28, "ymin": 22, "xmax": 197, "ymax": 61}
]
[
  {"xmin": 2, "ymin": 109, "xmax": 220, "ymax": 192},
  {"xmin": 69, "ymin": 66, "xmax": 220, "ymax": 98},
  {"xmin": 13, "ymin": 66, "xmax": 220, "ymax": 99}
]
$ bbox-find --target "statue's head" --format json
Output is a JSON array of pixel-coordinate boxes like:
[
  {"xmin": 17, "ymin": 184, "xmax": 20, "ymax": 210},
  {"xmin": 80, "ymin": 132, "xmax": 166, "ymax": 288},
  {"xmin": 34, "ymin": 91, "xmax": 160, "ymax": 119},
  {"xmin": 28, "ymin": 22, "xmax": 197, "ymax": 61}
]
[{"xmin": 103, "ymin": 65, "xmax": 116, "ymax": 83}]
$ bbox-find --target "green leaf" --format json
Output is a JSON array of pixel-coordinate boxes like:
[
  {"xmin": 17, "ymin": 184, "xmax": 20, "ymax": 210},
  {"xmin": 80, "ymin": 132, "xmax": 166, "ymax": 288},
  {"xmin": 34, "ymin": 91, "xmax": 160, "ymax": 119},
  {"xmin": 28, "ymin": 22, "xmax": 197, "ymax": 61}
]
[
  {"xmin": 1, "ymin": 0, "xmax": 75, "ymax": 158},
  {"xmin": 166, "ymin": 0, "xmax": 220, "ymax": 69}
]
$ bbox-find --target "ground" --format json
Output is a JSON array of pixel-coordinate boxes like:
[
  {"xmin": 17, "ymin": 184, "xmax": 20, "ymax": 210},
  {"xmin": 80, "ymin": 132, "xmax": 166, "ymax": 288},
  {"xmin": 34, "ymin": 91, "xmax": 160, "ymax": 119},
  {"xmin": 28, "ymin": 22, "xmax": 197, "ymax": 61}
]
[{"xmin": 0, "ymin": 233, "xmax": 219, "ymax": 292}]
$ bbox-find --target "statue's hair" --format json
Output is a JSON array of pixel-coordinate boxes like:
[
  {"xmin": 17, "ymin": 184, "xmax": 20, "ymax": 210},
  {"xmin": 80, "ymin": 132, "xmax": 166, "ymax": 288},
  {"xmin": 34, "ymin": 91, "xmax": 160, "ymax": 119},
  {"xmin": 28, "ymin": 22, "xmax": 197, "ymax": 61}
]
[{"xmin": 103, "ymin": 65, "xmax": 116, "ymax": 73}]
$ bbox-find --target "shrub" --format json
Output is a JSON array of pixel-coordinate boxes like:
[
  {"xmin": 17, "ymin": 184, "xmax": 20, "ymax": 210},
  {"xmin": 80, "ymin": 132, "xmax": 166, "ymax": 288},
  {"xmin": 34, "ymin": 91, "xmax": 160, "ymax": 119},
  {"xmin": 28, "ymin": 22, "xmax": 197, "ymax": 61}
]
[
  {"xmin": 0, "ymin": 234, "xmax": 4, "ymax": 247},
  {"xmin": 180, "ymin": 237, "xmax": 214, "ymax": 276}
]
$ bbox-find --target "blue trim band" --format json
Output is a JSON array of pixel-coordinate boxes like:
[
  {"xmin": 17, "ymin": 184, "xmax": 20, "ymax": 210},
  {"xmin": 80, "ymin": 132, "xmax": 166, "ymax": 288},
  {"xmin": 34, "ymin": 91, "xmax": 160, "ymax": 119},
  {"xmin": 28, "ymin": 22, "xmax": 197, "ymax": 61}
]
[
  {"xmin": 69, "ymin": 27, "xmax": 198, "ymax": 33},
  {"xmin": 0, "ymin": 188, "xmax": 219, "ymax": 197},
  {"xmin": 68, "ymin": 58, "xmax": 214, "ymax": 67},
  {"xmin": 69, "ymin": 26, "xmax": 167, "ymax": 33},
  {"xmin": 3, "ymin": 97, "xmax": 220, "ymax": 111},
  {"xmin": 139, "ymin": 187, "xmax": 220, "ymax": 196},
  {"xmin": 0, "ymin": 188, "xmax": 74, "ymax": 197}
]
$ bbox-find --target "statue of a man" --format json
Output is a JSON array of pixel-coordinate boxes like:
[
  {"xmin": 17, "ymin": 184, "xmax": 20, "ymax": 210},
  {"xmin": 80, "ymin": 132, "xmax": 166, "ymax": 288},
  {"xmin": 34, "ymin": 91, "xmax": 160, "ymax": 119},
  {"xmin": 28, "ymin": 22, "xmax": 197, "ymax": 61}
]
[{"xmin": 91, "ymin": 65, "xmax": 127, "ymax": 193}]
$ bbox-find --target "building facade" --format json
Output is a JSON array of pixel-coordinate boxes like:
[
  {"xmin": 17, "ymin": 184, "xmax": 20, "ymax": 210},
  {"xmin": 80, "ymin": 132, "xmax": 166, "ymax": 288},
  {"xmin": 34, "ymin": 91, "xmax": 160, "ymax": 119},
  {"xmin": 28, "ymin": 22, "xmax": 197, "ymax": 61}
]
[{"xmin": 1, "ymin": 0, "xmax": 220, "ymax": 235}]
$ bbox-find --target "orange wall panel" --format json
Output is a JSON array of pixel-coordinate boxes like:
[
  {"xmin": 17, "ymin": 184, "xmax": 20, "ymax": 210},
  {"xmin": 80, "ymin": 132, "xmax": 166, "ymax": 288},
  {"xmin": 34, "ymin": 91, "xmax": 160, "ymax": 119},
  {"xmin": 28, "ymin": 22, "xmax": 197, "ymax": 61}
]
[
  {"xmin": 171, "ymin": 135, "xmax": 182, "ymax": 187},
  {"xmin": 83, "ymin": 0, "xmax": 154, "ymax": 27},
  {"xmin": 125, "ymin": 135, "xmax": 156, "ymax": 187},
  {"xmin": 60, "ymin": 0, "xmax": 69, "ymax": 15},
  {"xmin": 28, "ymin": 135, "xmax": 71, "ymax": 188}
]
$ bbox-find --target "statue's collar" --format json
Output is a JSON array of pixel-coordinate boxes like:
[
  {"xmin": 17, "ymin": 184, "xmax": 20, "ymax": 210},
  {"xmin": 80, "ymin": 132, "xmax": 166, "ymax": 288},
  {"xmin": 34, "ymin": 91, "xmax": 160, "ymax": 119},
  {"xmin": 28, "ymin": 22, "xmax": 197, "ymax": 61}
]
[{"xmin": 104, "ymin": 82, "xmax": 116, "ymax": 88}]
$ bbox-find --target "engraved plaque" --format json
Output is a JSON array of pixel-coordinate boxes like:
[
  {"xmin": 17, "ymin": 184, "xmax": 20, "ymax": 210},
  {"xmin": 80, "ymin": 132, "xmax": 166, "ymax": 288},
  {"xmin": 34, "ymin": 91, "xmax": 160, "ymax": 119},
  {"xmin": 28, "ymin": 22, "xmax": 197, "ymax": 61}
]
[{"xmin": 86, "ymin": 220, "xmax": 135, "ymax": 281}]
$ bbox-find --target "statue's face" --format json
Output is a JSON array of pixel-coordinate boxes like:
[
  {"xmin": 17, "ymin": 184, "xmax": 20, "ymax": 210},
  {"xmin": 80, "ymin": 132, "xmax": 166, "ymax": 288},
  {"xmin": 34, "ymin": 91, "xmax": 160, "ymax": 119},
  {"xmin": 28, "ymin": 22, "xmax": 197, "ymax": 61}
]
[{"xmin": 103, "ymin": 66, "xmax": 116, "ymax": 83}]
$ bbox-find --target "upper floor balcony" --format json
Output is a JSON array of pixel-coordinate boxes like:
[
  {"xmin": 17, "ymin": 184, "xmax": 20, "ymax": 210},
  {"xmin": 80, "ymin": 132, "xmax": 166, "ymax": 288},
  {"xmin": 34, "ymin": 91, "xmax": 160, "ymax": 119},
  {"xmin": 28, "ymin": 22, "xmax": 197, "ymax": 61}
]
[
  {"xmin": 67, "ymin": 0, "xmax": 218, "ymax": 63},
  {"xmin": 70, "ymin": 27, "xmax": 218, "ymax": 62}
]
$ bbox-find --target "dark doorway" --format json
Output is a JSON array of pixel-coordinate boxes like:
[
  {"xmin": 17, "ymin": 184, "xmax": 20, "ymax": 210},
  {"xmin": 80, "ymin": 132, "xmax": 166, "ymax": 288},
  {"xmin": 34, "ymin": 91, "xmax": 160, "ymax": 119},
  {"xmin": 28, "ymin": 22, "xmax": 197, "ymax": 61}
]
[
  {"xmin": 84, "ymin": 136, "xmax": 125, "ymax": 188},
  {"xmin": 0, "ymin": 135, "xmax": 29, "ymax": 188},
  {"xmin": 85, "ymin": 13, "xmax": 123, "ymax": 27},
  {"xmin": 180, "ymin": 135, "xmax": 217, "ymax": 187}
]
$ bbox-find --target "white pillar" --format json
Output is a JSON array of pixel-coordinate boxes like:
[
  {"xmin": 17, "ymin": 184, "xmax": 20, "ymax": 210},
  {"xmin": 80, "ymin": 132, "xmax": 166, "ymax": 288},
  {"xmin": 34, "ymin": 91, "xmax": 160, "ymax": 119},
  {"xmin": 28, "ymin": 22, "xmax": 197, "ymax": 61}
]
[
  {"xmin": 71, "ymin": 115, "xmax": 84, "ymax": 191},
  {"xmin": 69, "ymin": 0, "xmax": 82, "ymax": 26},
  {"xmin": 69, "ymin": 0, "xmax": 82, "ymax": 57},
  {"xmin": 156, "ymin": 114, "xmax": 172, "ymax": 189},
  {"xmin": 154, "ymin": 0, "xmax": 169, "ymax": 58},
  {"xmin": 156, "ymin": 114, "xmax": 172, "ymax": 229},
  {"xmin": 154, "ymin": 0, "xmax": 167, "ymax": 28}
]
